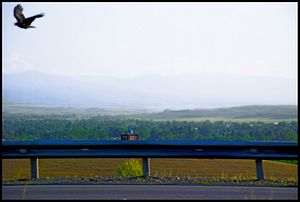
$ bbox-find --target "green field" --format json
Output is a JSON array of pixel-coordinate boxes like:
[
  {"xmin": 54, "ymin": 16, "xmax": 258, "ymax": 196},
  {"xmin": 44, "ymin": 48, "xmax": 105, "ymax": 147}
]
[
  {"xmin": 3, "ymin": 105, "xmax": 298, "ymax": 121},
  {"xmin": 146, "ymin": 117, "xmax": 297, "ymax": 123},
  {"xmin": 134, "ymin": 105, "xmax": 297, "ymax": 121},
  {"xmin": 273, "ymin": 160, "xmax": 298, "ymax": 165}
]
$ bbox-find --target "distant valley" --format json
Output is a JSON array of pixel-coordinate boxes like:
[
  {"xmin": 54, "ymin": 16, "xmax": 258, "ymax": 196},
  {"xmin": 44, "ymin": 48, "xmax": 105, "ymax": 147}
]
[{"xmin": 2, "ymin": 103, "xmax": 297, "ymax": 122}]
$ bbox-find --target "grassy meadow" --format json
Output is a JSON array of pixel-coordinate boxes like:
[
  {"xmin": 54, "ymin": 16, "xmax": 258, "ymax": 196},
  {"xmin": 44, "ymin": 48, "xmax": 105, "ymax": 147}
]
[{"xmin": 2, "ymin": 158, "xmax": 298, "ymax": 181}]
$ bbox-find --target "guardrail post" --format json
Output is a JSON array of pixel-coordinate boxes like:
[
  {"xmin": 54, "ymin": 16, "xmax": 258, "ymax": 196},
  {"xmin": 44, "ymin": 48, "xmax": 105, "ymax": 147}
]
[
  {"xmin": 255, "ymin": 159, "xmax": 264, "ymax": 181},
  {"xmin": 142, "ymin": 158, "xmax": 150, "ymax": 178},
  {"xmin": 30, "ymin": 158, "xmax": 39, "ymax": 179}
]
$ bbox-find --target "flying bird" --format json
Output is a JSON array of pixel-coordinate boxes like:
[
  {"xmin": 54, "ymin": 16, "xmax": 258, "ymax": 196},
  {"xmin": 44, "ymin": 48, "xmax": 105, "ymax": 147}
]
[{"xmin": 14, "ymin": 4, "xmax": 44, "ymax": 29}]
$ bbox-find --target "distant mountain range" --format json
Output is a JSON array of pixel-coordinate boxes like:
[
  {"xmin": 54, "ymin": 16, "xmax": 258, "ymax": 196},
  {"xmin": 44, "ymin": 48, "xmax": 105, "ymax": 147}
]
[{"xmin": 2, "ymin": 71, "xmax": 297, "ymax": 110}]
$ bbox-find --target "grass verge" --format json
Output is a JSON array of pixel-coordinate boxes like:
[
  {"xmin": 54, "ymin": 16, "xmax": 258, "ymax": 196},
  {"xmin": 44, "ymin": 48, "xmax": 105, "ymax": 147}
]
[{"xmin": 2, "ymin": 159, "xmax": 297, "ymax": 186}]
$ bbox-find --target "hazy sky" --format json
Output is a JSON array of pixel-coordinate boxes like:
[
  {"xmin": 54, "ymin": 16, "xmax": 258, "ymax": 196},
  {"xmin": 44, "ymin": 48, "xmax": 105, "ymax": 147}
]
[{"xmin": 2, "ymin": 2, "xmax": 298, "ymax": 79}]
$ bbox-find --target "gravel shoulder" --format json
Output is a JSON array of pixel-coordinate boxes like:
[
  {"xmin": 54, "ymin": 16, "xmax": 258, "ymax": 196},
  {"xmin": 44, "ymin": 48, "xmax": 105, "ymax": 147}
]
[{"xmin": 2, "ymin": 176, "xmax": 298, "ymax": 187}]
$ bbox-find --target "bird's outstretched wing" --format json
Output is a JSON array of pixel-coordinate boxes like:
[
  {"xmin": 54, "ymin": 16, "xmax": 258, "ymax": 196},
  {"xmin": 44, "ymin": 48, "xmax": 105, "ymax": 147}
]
[
  {"xmin": 14, "ymin": 4, "xmax": 25, "ymax": 23},
  {"xmin": 24, "ymin": 13, "xmax": 44, "ymax": 26}
]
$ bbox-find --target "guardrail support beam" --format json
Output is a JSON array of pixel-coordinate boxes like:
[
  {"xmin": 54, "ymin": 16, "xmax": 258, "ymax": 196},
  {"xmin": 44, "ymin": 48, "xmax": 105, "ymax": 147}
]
[
  {"xmin": 255, "ymin": 159, "xmax": 264, "ymax": 181},
  {"xmin": 30, "ymin": 158, "xmax": 39, "ymax": 179},
  {"xmin": 142, "ymin": 158, "xmax": 150, "ymax": 178}
]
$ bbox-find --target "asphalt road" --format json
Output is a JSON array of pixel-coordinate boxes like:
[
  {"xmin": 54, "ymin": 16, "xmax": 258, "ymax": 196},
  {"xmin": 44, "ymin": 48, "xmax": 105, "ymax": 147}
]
[{"xmin": 2, "ymin": 184, "xmax": 298, "ymax": 200}]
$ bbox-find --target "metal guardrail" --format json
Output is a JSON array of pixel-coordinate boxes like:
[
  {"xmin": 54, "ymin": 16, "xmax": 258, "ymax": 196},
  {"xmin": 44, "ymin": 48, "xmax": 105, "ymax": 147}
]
[{"xmin": 2, "ymin": 140, "xmax": 298, "ymax": 180}]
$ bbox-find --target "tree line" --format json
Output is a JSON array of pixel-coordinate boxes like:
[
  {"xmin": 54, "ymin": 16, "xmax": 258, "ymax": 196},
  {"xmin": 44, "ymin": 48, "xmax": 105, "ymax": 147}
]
[{"xmin": 2, "ymin": 116, "xmax": 298, "ymax": 142}]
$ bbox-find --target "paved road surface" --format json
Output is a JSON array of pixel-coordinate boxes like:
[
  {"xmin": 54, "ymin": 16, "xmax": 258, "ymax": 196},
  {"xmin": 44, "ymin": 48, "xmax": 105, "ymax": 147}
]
[{"xmin": 2, "ymin": 184, "xmax": 298, "ymax": 200}]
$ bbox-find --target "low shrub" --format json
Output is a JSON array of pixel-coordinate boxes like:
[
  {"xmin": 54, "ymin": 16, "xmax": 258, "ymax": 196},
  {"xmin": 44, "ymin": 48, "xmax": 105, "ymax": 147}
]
[{"xmin": 117, "ymin": 159, "xmax": 143, "ymax": 177}]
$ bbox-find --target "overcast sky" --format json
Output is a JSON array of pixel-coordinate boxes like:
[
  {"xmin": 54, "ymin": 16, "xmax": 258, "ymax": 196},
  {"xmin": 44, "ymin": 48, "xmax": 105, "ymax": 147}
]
[{"xmin": 2, "ymin": 2, "xmax": 298, "ymax": 79}]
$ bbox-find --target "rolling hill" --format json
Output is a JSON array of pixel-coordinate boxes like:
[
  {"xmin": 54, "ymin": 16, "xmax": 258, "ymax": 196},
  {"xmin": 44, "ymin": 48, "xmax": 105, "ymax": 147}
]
[{"xmin": 134, "ymin": 105, "xmax": 298, "ymax": 120}]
